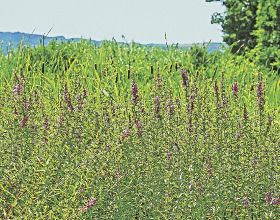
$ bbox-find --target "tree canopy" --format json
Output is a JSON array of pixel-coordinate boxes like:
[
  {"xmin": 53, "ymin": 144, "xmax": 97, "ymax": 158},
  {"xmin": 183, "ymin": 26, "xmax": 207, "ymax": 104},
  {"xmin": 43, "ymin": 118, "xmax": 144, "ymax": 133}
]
[{"xmin": 208, "ymin": 0, "xmax": 280, "ymax": 70}]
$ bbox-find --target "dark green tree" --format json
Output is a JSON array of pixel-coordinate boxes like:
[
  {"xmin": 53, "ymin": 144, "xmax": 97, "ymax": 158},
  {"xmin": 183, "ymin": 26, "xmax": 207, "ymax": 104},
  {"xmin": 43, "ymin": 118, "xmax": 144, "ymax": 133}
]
[
  {"xmin": 254, "ymin": 0, "xmax": 280, "ymax": 71},
  {"xmin": 207, "ymin": 0, "xmax": 258, "ymax": 53}
]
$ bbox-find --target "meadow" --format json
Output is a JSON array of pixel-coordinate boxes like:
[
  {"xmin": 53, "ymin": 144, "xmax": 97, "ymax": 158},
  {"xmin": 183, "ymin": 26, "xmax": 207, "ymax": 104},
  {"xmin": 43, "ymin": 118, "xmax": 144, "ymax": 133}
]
[{"xmin": 0, "ymin": 40, "xmax": 279, "ymax": 219}]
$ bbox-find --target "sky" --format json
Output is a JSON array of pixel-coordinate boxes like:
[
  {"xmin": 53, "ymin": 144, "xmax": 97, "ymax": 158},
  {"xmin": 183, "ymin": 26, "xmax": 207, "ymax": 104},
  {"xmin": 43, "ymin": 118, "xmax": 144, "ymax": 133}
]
[{"xmin": 0, "ymin": 0, "xmax": 224, "ymax": 44}]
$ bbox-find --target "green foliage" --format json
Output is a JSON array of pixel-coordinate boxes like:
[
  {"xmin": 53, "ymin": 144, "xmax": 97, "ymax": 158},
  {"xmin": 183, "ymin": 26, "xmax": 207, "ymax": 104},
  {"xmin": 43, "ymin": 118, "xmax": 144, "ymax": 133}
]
[
  {"xmin": 253, "ymin": 0, "xmax": 280, "ymax": 71},
  {"xmin": 207, "ymin": 0, "xmax": 258, "ymax": 53},
  {"xmin": 208, "ymin": 0, "xmax": 280, "ymax": 71},
  {"xmin": 0, "ymin": 41, "xmax": 279, "ymax": 219}
]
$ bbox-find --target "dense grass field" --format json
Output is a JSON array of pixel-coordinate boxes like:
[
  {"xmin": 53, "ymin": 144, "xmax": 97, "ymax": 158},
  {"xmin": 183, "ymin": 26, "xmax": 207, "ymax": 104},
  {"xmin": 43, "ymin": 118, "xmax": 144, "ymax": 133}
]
[{"xmin": 0, "ymin": 40, "xmax": 279, "ymax": 219}]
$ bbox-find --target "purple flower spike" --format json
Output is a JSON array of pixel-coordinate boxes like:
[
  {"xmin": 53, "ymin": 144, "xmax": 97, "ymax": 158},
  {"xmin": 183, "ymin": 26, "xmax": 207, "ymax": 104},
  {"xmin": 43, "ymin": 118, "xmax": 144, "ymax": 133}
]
[
  {"xmin": 232, "ymin": 82, "xmax": 238, "ymax": 97},
  {"xmin": 256, "ymin": 80, "xmax": 265, "ymax": 110},
  {"xmin": 79, "ymin": 197, "xmax": 97, "ymax": 212},
  {"xmin": 180, "ymin": 69, "xmax": 189, "ymax": 88},
  {"xmin": 13, "ymin": 83, "xmax": 24, "ymax": 96},
  {"xmin": 131, "ymin": 82, "xmax": 139, "ymax": 104}
]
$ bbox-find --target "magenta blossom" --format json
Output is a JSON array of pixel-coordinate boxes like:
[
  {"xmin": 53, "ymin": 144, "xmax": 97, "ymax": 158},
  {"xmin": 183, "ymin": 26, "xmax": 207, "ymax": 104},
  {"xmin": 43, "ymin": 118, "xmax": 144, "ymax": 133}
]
[
  {"xmin": 232, "ymin": 82, "xmax": 238, "ymax": 97},
  {"xmin": 79, "ymin": 197, "xmax": 97, "ymax": 212}
]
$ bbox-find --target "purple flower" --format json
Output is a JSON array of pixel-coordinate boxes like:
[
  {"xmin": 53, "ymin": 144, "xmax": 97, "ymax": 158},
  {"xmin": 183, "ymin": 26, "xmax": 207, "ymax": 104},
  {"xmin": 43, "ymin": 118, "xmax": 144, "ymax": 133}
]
[
  {"xmin": 131, "ymin": 82, "xmax": 139, "ymax": 104},
  {"xmin": 256, "ymin": 80, "xmax": 265, "ymax": 110},
  {"xmin": 23, "ymin": 100, "xmax": 31, "ymax": 112},
  {"xmin": 20, "ymin": 116, "xmax": 28, "ymax": 128},
  {"xmin": 243, "ymin": 104, "xmax": 249, "ymax": 121},
  {"xmin": 205, "ymin": 156, "xmax": 213, "ymax": 177},
  {"xmin": 257, "ymin": 81, "xmax": 264, "ymax": 98},
  {"xmin": 83, "ymin": 89, "xmax": 88, "ymax": 99},
  {"xmin": 43, "ymin": 117, "xmax": 49, "ymax": 130},
  {"xmin": 79, "ymin": 197, "xmax": 97, "ymax": 212},
  {"xmin": 13, "ymin": 83, "xmax": 24, "ymax": 96},
  {"xmin": 232, "ymin": 82, "xmax": 238, "ymax": 97},
  {"xmin": 154, "ymin": 96, "xmax": 160, "ymax": 116},
  {"xmin": 187, "ymin": 95, "xmax": 194, "ymax": 114},
  {"xmin": 180, "ymin": 69, "xmax": 189, "ymax": 88},
  {"xmin": 242, "ymin": 197, "xmax": 250, "ymax": 208},
  {"xmin": 213, "ymin": 80, "xmax": 219, "ymax": 98},
  {"xmin": 265, "ymin": 192, "xmax": 280, "ymax": 205},
  {"xmin": 135, "ymin": 120, "xmax": 142, "ymax": 131},
  {"xmin": 167, "ymin": 151, "xmax": 172, "ymax": 161},
  {"xmin": 64, "ymin": 86, "xmax": 74, "ymax": 112},
  {"xmin": 135, "ymin": 120, "xmax": 143, "ymax": 136},
  {"xmin": 121, "ymin": 128, "xmax": 130, "ymax": 140},
  {"xmin": 169, "ymin": 100, "xmax": 175, "ymax": 116}
]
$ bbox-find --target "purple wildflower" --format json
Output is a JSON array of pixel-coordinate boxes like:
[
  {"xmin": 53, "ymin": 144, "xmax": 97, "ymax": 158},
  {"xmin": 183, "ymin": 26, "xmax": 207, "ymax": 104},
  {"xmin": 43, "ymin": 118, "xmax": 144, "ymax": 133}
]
[
  {"xmin": 131, "ymin": 82, "xmax": 139, "ymax": 104},
  {"xmin": 79, "ymin": 197, "xmax": 97, "ymax": 212},
  {"xmin": 135, "ymin": 120, "xmax": 142, "ymax": 136},
  {"xmin": 167, "ymin": 152, "xmax": 172, "ymax": 161},
  {"xmin": 20, "ymin": 116, "xmax": 28, "ymax": 128},
  {"xmin": 43, "ymin": 117, "xmax": 49, "ymax": 130},
  {"xmin": 256, "ymin": 80, "xmax": 265, "ymax": 110},
  {"xmin": 23, "ymin": 100, "xmax": 31, "ymax": 112},
  {"xmin": 83, "ymin": 89, "xmax": 88, "ymax": 99},
  {"xmin": 213, "ymin": 80, "xmax": 219, "ymax": 99},
  {"xmin": 265, "ymin": 192, "xmax": 280, "ymax": 205},
  {"xmin": 232, "ymin": 82, "xmax": 238, "ymax": 97},
  {"xmin": 180, "ymin": 69, "xmax": 189, "ymax": 89},
  {"xmin": 169, "ymin": 100, "xmax": 175, "ymax": 116},
  {"xmin": 13, "ymin": 83, "xmax": 24, "ymax": 96},
  {"xmin": 205, "ymin": 156, "xmax": 213, "ymax": 177},
  {"xmin": 154, "ymin": 96, "xmax": 160, "ymax": 116},
  {"xmin": 242, "ymin": 197, "xmax": 250, "ymax": 208},
  {"xmin": 243, "ymin": 104, "xmax": 249, "ymax": 121},
  {"xmin": 265, "ymin": 192, "xmax": 272, "ymax": 204},
  {"xmin": 64, "ymin": 86, "xmax": 74, "ymax": 112},
  {"xmin": 121, "ymin": 128, "xmax": 130, "ymax": 140},
  {"xmin": 252, "ymin": 156, "xmax": 258, "ymax": 169}
]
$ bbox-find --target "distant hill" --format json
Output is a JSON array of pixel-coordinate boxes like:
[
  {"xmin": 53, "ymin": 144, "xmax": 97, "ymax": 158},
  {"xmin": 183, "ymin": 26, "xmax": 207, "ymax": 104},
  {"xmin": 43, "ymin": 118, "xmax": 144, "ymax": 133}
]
[
  {"xmin": 0, "ymin": 32, "xmax": 101, "ymax": 53},
  {"xmin": 0, "ymin": 32, "xmax": 223, "ymax": 53}
]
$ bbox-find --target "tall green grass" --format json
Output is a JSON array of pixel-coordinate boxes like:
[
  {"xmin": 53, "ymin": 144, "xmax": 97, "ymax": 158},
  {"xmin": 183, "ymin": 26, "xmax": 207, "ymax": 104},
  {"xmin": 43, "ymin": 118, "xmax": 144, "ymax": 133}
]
[{"xmin": 0, "ymin": 40, "xmax": 279, "ymax": 219}]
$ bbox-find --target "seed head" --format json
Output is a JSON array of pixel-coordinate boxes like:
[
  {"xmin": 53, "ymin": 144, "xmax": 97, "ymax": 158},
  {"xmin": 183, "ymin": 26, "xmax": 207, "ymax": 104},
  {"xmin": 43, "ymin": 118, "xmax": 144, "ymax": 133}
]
[{"xmin": 187, "ymin": 95, "xmax": 195, "ymax": 114}]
